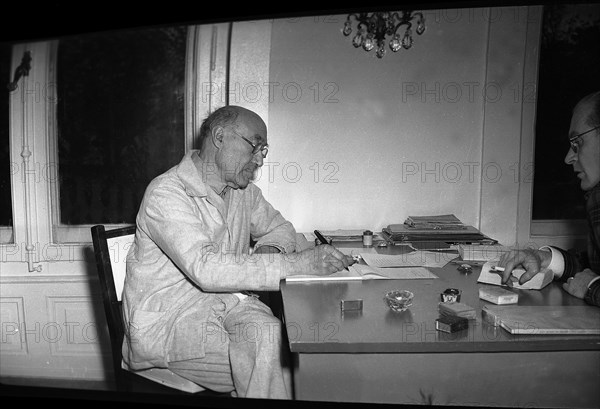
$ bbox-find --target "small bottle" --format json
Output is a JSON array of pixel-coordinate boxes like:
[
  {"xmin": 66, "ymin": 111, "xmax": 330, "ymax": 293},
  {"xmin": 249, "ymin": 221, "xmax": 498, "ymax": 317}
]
[{"xmin": 363, "ymin": 230, "xmax": 373, "ymax": 247}]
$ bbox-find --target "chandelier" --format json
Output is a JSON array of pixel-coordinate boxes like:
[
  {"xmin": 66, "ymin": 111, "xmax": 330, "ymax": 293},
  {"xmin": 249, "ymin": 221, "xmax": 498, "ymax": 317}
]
[{"xmin": 342, "ymin": 11, "xmax": 426, "ymax": 58}]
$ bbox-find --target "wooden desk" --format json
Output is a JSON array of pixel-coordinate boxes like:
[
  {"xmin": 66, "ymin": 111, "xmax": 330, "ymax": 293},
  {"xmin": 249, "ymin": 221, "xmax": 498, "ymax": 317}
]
[{"xmin": 280, "ymin": 244, "xmax": 600, "ymax": 407}]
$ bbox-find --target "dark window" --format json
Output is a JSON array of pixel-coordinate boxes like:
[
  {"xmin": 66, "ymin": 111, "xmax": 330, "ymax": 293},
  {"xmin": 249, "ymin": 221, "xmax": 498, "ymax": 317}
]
[
  {"xmin": 56, "ymin": 26, "xmax": 187, "ymax": 224},
  {"xmin": 533, "ymin": 4, "xmax": 600, "ymax": 220},
  {"xmin": 1, "ymin": 43, "xmax": 12, "ymax": 227}
]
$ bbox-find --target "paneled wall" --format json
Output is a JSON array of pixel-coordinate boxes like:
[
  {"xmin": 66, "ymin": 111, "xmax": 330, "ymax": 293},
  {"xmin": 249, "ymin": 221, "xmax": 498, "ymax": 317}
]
[{"xmin": 1, "ymin": 268, "xmax": 112, "ymax": 379}]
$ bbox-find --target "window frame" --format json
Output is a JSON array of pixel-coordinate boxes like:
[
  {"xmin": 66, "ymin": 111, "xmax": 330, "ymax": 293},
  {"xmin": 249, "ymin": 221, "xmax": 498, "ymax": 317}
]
[
  {"xmin": 49, "ymin": 24, "xmax": 231, "ymax": 246},
  {"xmin": 517, "ymin": 5, "xmax": 588, "ymax": 250},
  {"xmin": 2, "ymin": 23, "xmax": 231, "ymax": 264},
  {"xmin": 0, "ymin": 43, "xmax": 13, "ymax": 244}
]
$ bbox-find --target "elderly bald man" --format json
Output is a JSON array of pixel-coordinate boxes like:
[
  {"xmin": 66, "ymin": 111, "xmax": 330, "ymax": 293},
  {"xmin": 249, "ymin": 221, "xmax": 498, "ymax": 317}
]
[{"xmin": 121, "ymin": 105, "xmax": 355, "ymax": 399}]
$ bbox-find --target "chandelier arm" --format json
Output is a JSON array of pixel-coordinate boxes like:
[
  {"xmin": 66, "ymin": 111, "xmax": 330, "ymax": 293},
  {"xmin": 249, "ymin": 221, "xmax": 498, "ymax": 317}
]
[
  {"xmin": 346, "ymin": 13, "xmax": 363, "ymax": 22},
  {"xmin": 393, "ymin": 21, "xmax": 412, "ymax": 36}
]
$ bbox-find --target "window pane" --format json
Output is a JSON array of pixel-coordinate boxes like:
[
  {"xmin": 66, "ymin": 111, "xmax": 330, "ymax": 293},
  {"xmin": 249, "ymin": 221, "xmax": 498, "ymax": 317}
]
[
  {"xmin": 56, "ymin": 26, "xmax": 187, "ymax": 225},
  {"xmin": 532, "ymin": 4, "xmax": 600, "ymax": 220},
  {"xmin": 1, "ymin": 43, "xmax": 13, "ymax": 231}
]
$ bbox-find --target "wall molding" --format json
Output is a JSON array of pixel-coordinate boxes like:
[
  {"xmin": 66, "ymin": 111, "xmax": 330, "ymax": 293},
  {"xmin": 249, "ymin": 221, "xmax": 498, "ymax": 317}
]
[{"xmin": 0, "ymin": 275, "xmax": 98, "ymax": 284}]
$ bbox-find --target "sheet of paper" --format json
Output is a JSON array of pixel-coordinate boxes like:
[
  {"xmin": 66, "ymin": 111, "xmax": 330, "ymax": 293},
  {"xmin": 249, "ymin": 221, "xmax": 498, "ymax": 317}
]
[
  {"xmin": 361, "ymin": 252, "xmax": 454, "ymax": 268},
  {"xmin": 285, "ymin": 265, "xmax": 364, "ymax": 282},
  {"xmin": 302, "ymin": 230, "xmax": 384, "ymax": 242},
  {"xmin": 285, "ymin": 263, "xmax": 438, "ymax": 282},
  {"xmin": 337, "ymin": 246, "xmax": 378, "ymax": 256},
  {"xmin": 477, "ymin": 261, "xmax": 553, "ymax": 290},
  {"xmin": 302, "ymin": 232, "xmax": 316, "ymax": 242},
  {"xmin": 372, "ymin": 266, "xmax": 438, "ymax": 279}
]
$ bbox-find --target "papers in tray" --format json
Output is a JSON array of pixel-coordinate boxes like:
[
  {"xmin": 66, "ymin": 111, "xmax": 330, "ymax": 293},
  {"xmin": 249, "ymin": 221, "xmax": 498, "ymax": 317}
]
[{"xmin": 477, "ymin": 261, "xmax": 553, "ymax": 290}]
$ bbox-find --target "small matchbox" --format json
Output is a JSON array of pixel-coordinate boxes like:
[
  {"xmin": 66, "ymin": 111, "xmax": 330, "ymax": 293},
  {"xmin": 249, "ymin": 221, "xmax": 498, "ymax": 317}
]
[
  {"xmin": 479, "ymin": 286, "xmax": 519, "ymax": 305},
  {"xmin": 340, "ymin": 299, "xmax": 363, "ymax": 312},
  {"xmin": 438, "ymin": 301, "xmax": 477, "ymax": 319},
  {"xmin": 436, "ymin": 315, "xmax": 469, "ymax": 333}
]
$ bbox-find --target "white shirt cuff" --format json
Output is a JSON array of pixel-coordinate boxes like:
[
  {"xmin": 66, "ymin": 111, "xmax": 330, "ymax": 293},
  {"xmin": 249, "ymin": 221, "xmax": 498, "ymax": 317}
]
[
  {"xmin": 588, "ymin": 276, "xmax": 600, "ymax": 289},
  {"xmin": 539, "ymin": 246, "xmax": 565, "ymax": 279}
]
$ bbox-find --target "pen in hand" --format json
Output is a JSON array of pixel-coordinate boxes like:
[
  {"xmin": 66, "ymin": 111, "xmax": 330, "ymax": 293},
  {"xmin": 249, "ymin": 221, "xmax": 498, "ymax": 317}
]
[
  {"xmin": 314, "ymin": 230, "xmax": 331, "ymax": 245},
  {"xmin": 314, "ymin": 230, "xmax": 351, "ymax": 271}
]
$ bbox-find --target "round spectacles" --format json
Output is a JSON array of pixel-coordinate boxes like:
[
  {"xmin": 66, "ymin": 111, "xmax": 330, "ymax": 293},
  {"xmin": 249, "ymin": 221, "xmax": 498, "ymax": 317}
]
[
  {"xmin": 230, "ymin": 128, "xmax": 269, "ymax": 158},
  {"xmin": 569, "ymin": 125, "xmax": 600, "ymax": 154}
]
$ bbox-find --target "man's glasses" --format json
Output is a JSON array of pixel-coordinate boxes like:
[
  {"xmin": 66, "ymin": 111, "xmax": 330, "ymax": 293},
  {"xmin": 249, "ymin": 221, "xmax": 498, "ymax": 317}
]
[
  {"xmin": 230, "ymin": 128, "xmax": 269, "ymax": 158},
  {"xmin": 569, "ymin": 125, "xmax": 600, "ymax": 154}
]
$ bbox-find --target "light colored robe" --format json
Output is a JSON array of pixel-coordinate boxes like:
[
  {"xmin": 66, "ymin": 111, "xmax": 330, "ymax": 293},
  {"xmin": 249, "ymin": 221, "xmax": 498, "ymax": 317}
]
[{"xmin": 122, "ymin": 150, "xmax": 297, "ymax": 370}]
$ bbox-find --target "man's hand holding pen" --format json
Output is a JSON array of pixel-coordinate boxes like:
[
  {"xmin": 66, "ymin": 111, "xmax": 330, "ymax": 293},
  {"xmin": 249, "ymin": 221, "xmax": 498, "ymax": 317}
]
[
  {"xmin": 286, "ymin": 244, "xmax": 356, "ymax": 277},
  {"xmin": 314, "ymin": 230, "xmax": 356, "ymax": 272},
  {"xmin": 284, "ymin": 230, "xmax": 355, "ymax": 277}
]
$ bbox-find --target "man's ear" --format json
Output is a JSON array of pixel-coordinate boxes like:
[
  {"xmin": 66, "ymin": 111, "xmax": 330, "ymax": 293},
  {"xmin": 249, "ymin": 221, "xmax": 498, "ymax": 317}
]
[{"xmin": 212, "ymin": 126, "xmax": 225, "ymax": 148}]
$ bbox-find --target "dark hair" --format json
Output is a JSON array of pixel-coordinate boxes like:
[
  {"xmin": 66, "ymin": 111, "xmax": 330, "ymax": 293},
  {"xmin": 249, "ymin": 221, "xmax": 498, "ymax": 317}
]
[
  {"xmin": 197, "ymin": 106, "xmax": 239, "ymax": 150},
  {"xmin": 578, "ymin": 91, "xmax": 600, "ymax": 128}
]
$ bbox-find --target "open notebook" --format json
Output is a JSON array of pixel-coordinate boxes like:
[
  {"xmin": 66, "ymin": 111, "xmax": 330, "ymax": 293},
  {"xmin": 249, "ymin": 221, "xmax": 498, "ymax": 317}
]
[{"xmin": 285, "ymin": 263, "xmax": 437, "ymax": 282}]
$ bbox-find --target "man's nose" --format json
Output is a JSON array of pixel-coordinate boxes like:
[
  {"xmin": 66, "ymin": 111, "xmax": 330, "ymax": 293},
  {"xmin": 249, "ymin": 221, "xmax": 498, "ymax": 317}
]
[
  {"xmin": 564, "ymin": 146, "xmax": 577, "ymax": 165},
  {"xmin": 253, "ymin": 152, "xmax": 264, "ymax": 167}
]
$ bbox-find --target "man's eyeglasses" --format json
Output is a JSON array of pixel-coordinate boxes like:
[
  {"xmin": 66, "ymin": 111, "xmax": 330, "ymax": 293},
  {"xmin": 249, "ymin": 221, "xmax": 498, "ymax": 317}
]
[
  {"xmin": 230, "ymin": 128, "xmax": 269, "ymax": 158},
  {"xmin": 569, "ymin": 125, "xmax": 600, "ymax": 154}
]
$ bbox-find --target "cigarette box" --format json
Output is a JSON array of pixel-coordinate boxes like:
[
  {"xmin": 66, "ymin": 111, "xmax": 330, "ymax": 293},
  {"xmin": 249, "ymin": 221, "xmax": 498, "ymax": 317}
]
[
  {"xmin": 436, "ymin": 315, "xmax": 469, "ymax": 333},
  {"xmin": 438, "ymin": 301, "xmax": 477, "ymax": 319},
  {"xmin": 479, "ymin": 286, "xmax": 519, "ymax": 305}
]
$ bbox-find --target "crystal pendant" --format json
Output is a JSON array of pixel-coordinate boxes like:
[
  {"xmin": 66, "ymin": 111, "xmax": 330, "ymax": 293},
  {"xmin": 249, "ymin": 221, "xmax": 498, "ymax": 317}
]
[
  {"xmin": 402, "ymin": 31, "xmax": 413, "ymax": 49},
  {"xmin": 352, "ymin": 33, "xmax": 363, "ymax": 48},
  {"xmin": 363, "ymin": 36, "xmax": 375, "ymax": 51},
  {"xmin": 389, "ymin": 35, "xmax": 402, "ymax": 52},
  {"xmin": 416, "ymin": 21, "xmax": 426, "ymax": 35},
  {"xmin": 343, "ymin": 22, "xmax": 352, "ymax": 36},
  {"xmin": 376, "ymin": 44, "xmax": 386, "ymax": 58}
]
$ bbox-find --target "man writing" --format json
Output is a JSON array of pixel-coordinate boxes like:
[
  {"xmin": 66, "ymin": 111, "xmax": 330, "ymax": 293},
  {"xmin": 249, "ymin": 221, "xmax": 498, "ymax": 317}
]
[
  {"xmin": 121, "ymin": 105, "xmax": 355, "ymax": 399},
  {"xmin": 498, "ymin": 91, "xmax": 600, "ymax": 307}
]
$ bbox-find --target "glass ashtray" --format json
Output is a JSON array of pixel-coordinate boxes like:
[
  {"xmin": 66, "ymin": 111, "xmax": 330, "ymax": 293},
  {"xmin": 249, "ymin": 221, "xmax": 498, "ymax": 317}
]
[{"xmin": 383, "ymin": 290, "xmax": 414, "ymax": 312}]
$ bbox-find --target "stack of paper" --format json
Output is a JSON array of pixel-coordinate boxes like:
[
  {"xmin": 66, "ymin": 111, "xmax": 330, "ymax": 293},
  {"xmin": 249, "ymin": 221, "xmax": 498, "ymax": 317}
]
[{"xmin": 404, "ymin": 214, "xmax": 466, "ymax": 230}]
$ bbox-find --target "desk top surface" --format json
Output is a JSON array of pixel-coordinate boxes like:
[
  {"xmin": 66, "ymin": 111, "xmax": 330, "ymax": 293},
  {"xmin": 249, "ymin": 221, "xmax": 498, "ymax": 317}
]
[{"xmin": 280, "ymin": 243, "xmax": 600, "ymax": 354}]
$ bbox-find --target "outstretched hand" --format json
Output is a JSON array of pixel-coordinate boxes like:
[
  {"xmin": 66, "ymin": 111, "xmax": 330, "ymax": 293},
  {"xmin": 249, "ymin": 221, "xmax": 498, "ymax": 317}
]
[{"xmin": 497, "ymin": 248, "xmax": 552, "ymax": 286}]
